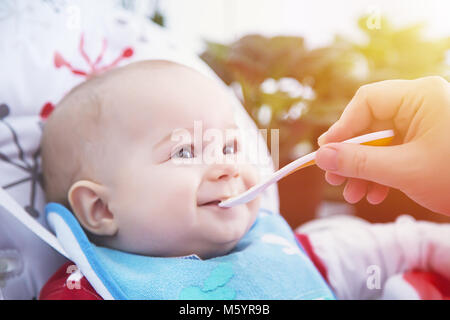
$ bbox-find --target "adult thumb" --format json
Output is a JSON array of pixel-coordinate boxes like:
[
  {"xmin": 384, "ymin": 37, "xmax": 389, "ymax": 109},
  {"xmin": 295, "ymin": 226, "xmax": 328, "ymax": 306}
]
[{"xmin": 315, "ymin": 142, "xmax": 416, "ymax": 189}]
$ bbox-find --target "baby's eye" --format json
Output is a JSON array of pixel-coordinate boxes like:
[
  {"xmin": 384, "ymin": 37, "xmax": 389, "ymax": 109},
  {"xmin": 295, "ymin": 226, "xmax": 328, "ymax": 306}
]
[
  {"xmin": 171, "ymin": 144, "xmax": 195, "ymax": 159},
  {"xmin": 223, "ymin": 139, "xmax": 239, "ymax": 155}
]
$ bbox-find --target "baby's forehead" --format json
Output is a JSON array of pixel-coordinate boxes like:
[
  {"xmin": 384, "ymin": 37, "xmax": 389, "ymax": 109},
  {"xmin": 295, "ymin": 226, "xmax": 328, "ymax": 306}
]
[
  {"xmin": 101, "ymin": 62, "xmax": 237, "ymax": 139},
  {"xmin": 114, "ymin": 99, "xmax": 237, "ymax": 146}
]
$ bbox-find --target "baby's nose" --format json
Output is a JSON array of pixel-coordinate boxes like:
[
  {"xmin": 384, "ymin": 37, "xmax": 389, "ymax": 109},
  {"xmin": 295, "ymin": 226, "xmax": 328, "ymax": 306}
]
[{"xmin": 207, "ymin": 163, "xmax": 240, "ymax": 181}]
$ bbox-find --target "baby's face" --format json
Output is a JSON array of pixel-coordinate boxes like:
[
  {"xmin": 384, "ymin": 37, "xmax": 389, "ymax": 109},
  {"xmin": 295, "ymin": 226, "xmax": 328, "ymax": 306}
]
[{"xmin": 89, "ymin": 65, "xmax": 260, "ymax": 259}]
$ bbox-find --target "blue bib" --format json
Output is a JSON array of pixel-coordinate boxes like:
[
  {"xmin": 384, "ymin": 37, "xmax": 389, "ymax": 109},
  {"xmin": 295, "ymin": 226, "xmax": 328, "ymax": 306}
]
[{"xmin": 46, "ymin": 203, "xmax": 335, "ymax": 300}]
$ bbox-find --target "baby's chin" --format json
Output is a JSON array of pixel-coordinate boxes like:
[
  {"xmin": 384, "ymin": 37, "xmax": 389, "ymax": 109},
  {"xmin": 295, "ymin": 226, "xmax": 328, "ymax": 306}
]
[
  {"xmin": 193, "ymin": 240, "xmax": 241, "ymax": 260},
  {"xmin": 194, "ymin": 205, "xmax": 258, "ymax": 256}
]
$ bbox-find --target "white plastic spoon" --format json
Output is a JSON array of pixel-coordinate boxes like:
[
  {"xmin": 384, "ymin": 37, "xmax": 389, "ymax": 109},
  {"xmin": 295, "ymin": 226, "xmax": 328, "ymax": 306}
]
[{"xmin": 219, "ymin": 129, "xmax": 395, "ymax": 208}]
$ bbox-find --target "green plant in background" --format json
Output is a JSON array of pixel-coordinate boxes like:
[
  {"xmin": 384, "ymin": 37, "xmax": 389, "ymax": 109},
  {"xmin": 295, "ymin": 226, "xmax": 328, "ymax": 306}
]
[
  {"xmin": 201, "ymin": 16, "xmax": 450, "ymax": 165},
  {"xmin": 356, "ymin": 16, "xmax": 450, "ymax": 81},
  {"xmin": 120, "ymin": 0, "xmax": 165, "ymax": 26}
]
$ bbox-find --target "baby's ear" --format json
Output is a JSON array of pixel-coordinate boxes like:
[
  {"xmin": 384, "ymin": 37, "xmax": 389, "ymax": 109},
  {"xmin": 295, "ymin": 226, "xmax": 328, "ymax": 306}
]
[{"xmin": 68, "ymin": 181, "xmax": 117, "ymax": 236}]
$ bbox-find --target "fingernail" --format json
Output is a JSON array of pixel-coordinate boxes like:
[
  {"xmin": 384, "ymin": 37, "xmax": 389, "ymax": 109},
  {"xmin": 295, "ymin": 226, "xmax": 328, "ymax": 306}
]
[
  {"xmin": 316, "ymin": 146, "xmax": 338, "ymax": 171},
  {"xmin": 317, "ymin": 131, "xmax": 328, "ymax": 146},
  {"xmin": 318, "ymin": 124, "xmax": 336, "ymax": 146}
]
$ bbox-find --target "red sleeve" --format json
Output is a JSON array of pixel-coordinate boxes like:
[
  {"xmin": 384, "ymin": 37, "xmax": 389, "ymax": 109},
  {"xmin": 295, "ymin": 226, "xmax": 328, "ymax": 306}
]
[
  {"xmin": 39, "ymin": 262, "xmax": 103, "ymax": 300},
  {"xmin": 403, "ymin": 270, "xmax": 450, "ymax": 300},
  {"xmin": 295, "ymin": 232, "xmax": 329, "ymax": 284}
]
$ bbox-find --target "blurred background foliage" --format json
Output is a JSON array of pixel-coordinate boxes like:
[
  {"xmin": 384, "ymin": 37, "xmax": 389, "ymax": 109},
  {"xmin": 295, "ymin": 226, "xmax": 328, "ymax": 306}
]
[
  {"xmin": 201, "ymin": 15, "xmax": 450, "ymax": 165},
  {"xmin": 201, "ymin": 16, "xmax": 450, "ymax": 227}
]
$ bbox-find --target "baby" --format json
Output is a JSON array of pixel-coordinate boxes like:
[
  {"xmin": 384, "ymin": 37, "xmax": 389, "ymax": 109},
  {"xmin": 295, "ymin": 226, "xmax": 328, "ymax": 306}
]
[
  {"xmin": 39, "ymin": 60, "xmax": 450, "ymax": 300},
  {"xmin": 41, "ymin": 60, "xmax": 261, "ymax": 260}
]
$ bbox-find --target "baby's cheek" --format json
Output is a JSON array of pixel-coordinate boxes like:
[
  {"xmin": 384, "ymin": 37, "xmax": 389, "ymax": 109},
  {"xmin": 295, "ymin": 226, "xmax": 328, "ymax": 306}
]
[
  {"xmin": 242, "ymin": 164, "xmax": 260, "ymax": 188},
  {"xmin": 157, "ymin": 170, "xmax": 199, "ymax": 214},
  {"xmin": 121, "ymin": 174, "xmax": 197, "ymax": 252},
  {"xmin": 242, "ymin": 164, "xmax": 261, "ymax": 217}
]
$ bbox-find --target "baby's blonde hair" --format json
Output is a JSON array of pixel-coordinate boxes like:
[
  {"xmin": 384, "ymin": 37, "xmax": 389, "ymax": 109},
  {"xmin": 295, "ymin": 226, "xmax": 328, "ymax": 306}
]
[{"xmin": 41, "ymin": 75, "xmax": 105, "ymax": 206}]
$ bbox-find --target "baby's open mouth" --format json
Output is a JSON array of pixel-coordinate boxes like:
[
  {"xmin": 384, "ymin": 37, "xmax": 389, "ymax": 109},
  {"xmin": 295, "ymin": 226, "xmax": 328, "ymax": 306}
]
[
  {"xmin": 198, "ymin": 196, "xmax": 234, "ymax": 208},
  {"xmin": 201, "ymin": 200, "xmax": 222, "ymax": 206},
  {"xmin": 198, "ymin": 192, "xmax": 240, "ymax": 208}
]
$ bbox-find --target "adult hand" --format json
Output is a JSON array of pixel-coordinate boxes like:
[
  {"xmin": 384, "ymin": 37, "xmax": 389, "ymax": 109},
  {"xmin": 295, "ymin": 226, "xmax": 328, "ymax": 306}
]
[{"xmin": 315, "ymin": 76, "xmax": 450, "ymax": 215}]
